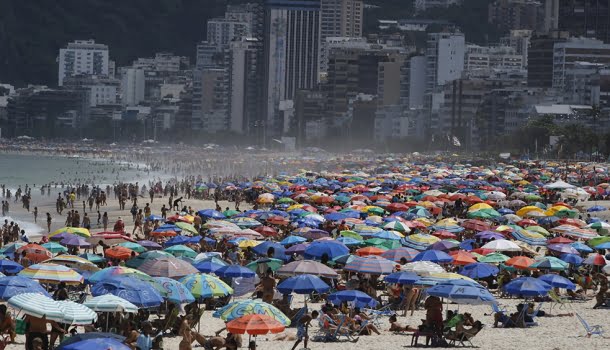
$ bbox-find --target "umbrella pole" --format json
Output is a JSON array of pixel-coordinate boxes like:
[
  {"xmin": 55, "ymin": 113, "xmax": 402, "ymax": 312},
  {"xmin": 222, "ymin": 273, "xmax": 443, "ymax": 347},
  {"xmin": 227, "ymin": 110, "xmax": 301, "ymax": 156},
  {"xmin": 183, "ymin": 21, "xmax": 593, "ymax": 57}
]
[{"xmin": 106, "ymin": 312, "xmax": 109, "ymax": 332}]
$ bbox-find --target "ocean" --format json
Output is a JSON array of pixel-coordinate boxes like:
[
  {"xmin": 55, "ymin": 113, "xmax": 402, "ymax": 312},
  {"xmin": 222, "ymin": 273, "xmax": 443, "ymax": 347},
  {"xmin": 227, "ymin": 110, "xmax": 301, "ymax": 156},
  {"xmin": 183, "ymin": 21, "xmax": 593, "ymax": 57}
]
[{"xmin": 0, "ymin": 153, "xmax": 159, "ymax": 236}]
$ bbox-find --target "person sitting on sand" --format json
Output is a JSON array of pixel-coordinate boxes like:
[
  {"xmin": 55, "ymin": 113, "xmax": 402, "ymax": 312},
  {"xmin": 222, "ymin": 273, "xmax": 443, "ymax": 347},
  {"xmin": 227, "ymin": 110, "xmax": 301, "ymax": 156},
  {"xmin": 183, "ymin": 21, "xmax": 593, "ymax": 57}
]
[
  {"xmin": 445, "ymin": 320, "xmax": 484, "ymax": 341},
  {"xmin": 388, "ymin": 314, "xmax": 418, "ymax": 333}
]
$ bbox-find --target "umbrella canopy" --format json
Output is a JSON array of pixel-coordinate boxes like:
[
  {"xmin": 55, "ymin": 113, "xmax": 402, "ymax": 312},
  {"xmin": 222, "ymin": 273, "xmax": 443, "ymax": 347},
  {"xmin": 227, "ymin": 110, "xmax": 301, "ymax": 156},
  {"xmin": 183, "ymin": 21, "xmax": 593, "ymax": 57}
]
[
  {"xmin": 84, "ymin": 294, "xmax": 138, "ymax": 313},
  {"xmin": 503, "ymin": 277, "xmax": 552, "ymax": 296},
  {"xmin": 117, "ymin": 242, "xmax": 146, "ymax": 253},
  {"xmin": 583, "ymin": 253, "xmax": 607, "ymax": 266},
  {"xmin": 105, "ymin": 246, "xmax": 135, "ymax": 260},
  {"xmin": 402, "ymin": 261, "xmax": 446, "ymax": 275},
  {"xmin": 0, "ymin": 276, "xmax": 49, "ymax": 301},
  {"xmin": 246, "ymin": 258, "xmax": 284, "ymax": 273},
  {"xmin": 125, "ymin": 251, "xmax": 173, "ymax": 269},
  {"xmin": 56, "ymin": 333, "xmax": 125, "ymax": 349},
  {"xmin": 384, "ymin": 272, "xmax": 421, "ymax": 285},
  {"xmin": 505, "ymin": 256, "xmax": 535, "ymax": 270},
  {"xmin": 304, "ymin": 241, "xmax": 349, "ymax": 260},
  {"xmin": 459, "ymin": 263, "xmax": 499, "ymax": 279},
  {"xmin": 277, "ymin": 274, "xmax": 330, "ymax": 294},
  {"xmin": 88, "ymin": 266, "xmax": 152, "ymax": 284},
  {"xmin": 327, "ymin": 290, "xmax": 378, "ymax": 308},
  {"xmin": 51, "ymin": 227, "xmax": 91, "ymax": 238},
  {"xmin": 0, "ymin": 260, "xmax": 24, "ymax": 274},
  {"xmin": 381, "ymin": 247, "xmax": 419, "ymax": 262},
  {"xmin": 530, "ymin": 257, "xmax": 569, "ymax": 271},
  {"xmin": 180, "ymin": 273, "xmax": 233, "ymax": 299},
  {"xmin": 8, "ymin": 293, "xmax": 64, "ymax": 321},
  {"xmin": 60, "ymin": 235, "xmax": 92, "ymax": 248},
  {"xmin": 91, "ymin": 276, "xmax": 163, "ymax": 308},
  {"xmin": 213, "ymin": 300, "xmax": 290, "ymax": 325},
  {"xmin": 412, "ymin": 250, "xmax": 454, "ymax": 264},
  {"xmin": 153, "ymin": 277, "xmax": 196, "ymax": 304},
  {"xmin": 481, "ymin": 239, "xmax": 522, "ymax": 252},
  {"xmin": 344, "ymin": 255, "xmax": 395, "ymax": 275},
  {"xmin": 164, "ymin": 245, "xmax": 197, "ymax": 259},
  {"xmin": 41, "ymin": 242, "xmax": 68, "ymax": 254},
  {"xmin": 15, "ymin": 244, "xmax": 52, "ymax": 263},
  {"xmin": 538, "ymin": 274, "xmax": 576, "ymax": 290},
  {"xmin": 46, "ymin": 255, "xmax": 100, "ymax": 272},
  {"xmin": 57, "ymin": 300, "xmax": 98, "ymax": 325},
  {"xmin": 355, "ymin": 246, "xmax": 386, "ymax": 257},
  {"xmin": 275, "ymin": 260, "xmax": 338, "ymax": 278},
  {"xmin": 57, "ymin": 337, "xmax": 130, "ymax": 350},
  {"xmin": 548, "ymin": 244, "xmax": 579, "ymax": 255},
  {"xmin": 138, "ymin": 256, "xmax": 198, "ymax": 278},
  {"xmin": 18, "ymin": 263, "xmax": 83, "ymax": 284},
  {"xmin": 426, "ymin": 279, "xmax": 495, "ymax": 305},
  {"xmin": 137, "ymin": 240, "xmax": 162, "ymax": 250},
  {"xmin": 477, "ymin": 252, "xmax": 510, "ymax": 263},
  {"xmin": 226, "ymin": 314, "xmax": 285, "ymax": 335},
  {"xmin": 215, "ymin": 265, "xmax": 256, "ymax": 278},
  {"xmin": 559, "ymin": 253, "xmax": 584, "ymax": 265}
]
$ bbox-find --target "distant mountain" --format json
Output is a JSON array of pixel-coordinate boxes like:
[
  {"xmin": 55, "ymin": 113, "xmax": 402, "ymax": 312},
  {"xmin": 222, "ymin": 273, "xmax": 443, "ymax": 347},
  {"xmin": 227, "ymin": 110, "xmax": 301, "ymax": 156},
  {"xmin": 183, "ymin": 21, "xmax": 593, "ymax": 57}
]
[{"xmin": 0, "ymin": 0, "xmax": 235, "ymax": 86}]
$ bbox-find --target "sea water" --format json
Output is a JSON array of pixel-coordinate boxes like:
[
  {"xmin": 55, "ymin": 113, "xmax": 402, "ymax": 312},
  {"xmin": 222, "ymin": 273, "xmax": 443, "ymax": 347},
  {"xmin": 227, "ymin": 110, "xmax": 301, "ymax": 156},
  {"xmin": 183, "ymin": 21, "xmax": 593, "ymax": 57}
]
[{"xmin": 0, "ymin": 153, "xmax": 160, "ymax": 236}]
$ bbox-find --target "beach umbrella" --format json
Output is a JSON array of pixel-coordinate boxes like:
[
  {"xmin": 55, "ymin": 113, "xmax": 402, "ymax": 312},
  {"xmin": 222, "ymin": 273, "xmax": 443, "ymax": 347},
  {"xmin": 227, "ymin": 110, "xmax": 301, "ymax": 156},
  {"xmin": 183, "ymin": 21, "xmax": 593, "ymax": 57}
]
[
  {"xmin": 411, "ymin": 250, "xmax": 454, "ymax": 264},
  {"xmin": 252, "ymin": 241, "xmax": 286, "ymax": 259},
  {"xmin": 215, "ymin": 265, "xmax": 256, "ymax": 278},
  {"xmin": 277, "ymin": 274, "xmax": 330, "ymax": 294},
  {"xmin": 146, "ymin": 214, "xmax": 165, "ymax": 222},
  {"xmin": 355, "ymin": 246, "xmax": 386, "ymax": 256},
  {"xmin": 449, "ymin": 251, "xmax": 477, "ymax": 265},
  {"xmin": 51, "ymin": 227, "xmax": 91, "ymax": 238},
  {"xmin": 327, "ymin": 290, "xmax": 378, "ymax": 308},
  {"xmin": 503, "ymin": 277, "xmax": 552, "ymax": 296},
  {"xmin": 401, "ymin": 233, "xmax": 440, "ymax": 250},
  {"xmin": 583, "ymin": 253, "xmax": 607, "ymax": 266},
  {"xmin": 198, "ymin": 209, "xmax": 226, "ymax": 219},
  {"xmin": 0, "ymin": 276, "xmax": 49, "ymax": 300},
  {"xmin": 138, "ymin": 256, "xmax": 198, "ymax": 278},
  {"xmin": 275, "ymin": 260, "xmax": 338, "ymax": 278},
  {"xmin": 15, "ymin": 244, "xmax": 52, "ymax": 263},
  {"xmin": 125, "ymin": 250, "xmax": 173, "ymax": 269},
  {"xmin": 475, "ymin": 231, "xmax": 505, "ymax": 241},
  {"xmin": 285, "ymin": 243, "xmax": 309, "ymax": 255},
  {"xmin": 57, "ymin": 337, "xmax": 130, "ymax": 350},
  {"xmin": 0, "ymin": 242, "xmax": 26, "ymax": 255},
  {"xmin": 180, "ymin": 273, "xmax": 233, "ymax": 299},
  {"xmin": 344, "ymin": 255, "xmax": 395, "ymax": 275},
  {"xmin": 304, "ymin": 241, "xmax": 349, "ymax": 260},
  {"xmin": 46, "ymin": 255, "xmax": 100, "ymax": 272},
  {"xmin": 384, "ymin": 271, "xmax": 421, "ymax": 285},
  {"xmin": 505, "ymin": 256, "xmax": 535, "ymax": 270},
  {"xmin": 117, "ymin": 242, "xmax": 146, "ymax": 253},
  {"xmin": 227, "ymin": 314, "xmax": 285, "ymax": 335},
  {"xmin": 459, "ymin": 263, "xmax": 499, "ymax": 279},
  {"xmin": 384, "ymin": 221, "xmax": 411, "ymax": 233},
  {"xmin": 339, "ymin": 230, "xmax": 363, "ymax": 241},
  {"xmin": 559, "ymin": 253, "xmax": 583, "ymax": 265},
  {"xmin": 475, "ymin": 252, "xmax": 510, "ymax": 263},
  {"xmin": 337, "ymin": 237, "xmax": 363, "ymax": 246},
  {"xmin": 8, "ymin": 293, "xmax": 64, "ymax": 321},
  {"xmin": 193, "ymin": 260, "xmax": 225, "ymax": 273},
  {"xmin": 57, "ymin": 300, "xmax": 98, "ymax": 325},
  {"xmin": 538, "ymin": 274, "xmax": 576, "ymax": 290},
  {"xmin": 529, "ymin": 257, "xmax": 569, "ymax": 271},
  {"xmin": 164, "ymin": 245, "xmax": 197, "ymax": 259},
  {"xmin": 0, "ymin": 260, "xmax": 24, "ymax": 274},
  {"xmin": 56, "ymin": 333, "xmax": 126, "ymax": 350},
  {"xmin": 105, "ymin": 246, "xmax": 135, "ymax": 260},
  {"xmin": 548, "ymin": 244, "xmax": 579, "ymax": 255},
  {"xmin": 18, "ymin": 263, "xmax": 83, "ymax": 284},
  {"xmin": 213, "ymin": 300, "xmax": 290, "ymax": 325},
  {"xmin": 481, "ymin": 239, "xmax": 522, "ymax": 252},
  {"xmin": 164, "ymin": 235, "xmax": 191, "ymax": 247},
  {"xmin": 137, "ymin": 240, "xmax": 162, "ymax": 250},
  {"xmin": 547, "ymin": 237, "xmax": 574, "ymax": 244},
  {"xmin": 402, "ymin": 261, "xmax": 445, "ymax": 275},
  {"xmin": 79, "ymin": 253, "xmax": 106, "ymax": 264},
  {"xmin": 60, "ymin": 235, "xmax": 92, "ymax": 248},
  {"xmin": 280, "ymin": 235, "xmax": 307, "ymax": 246},
  {"xmin": 153, "ymin": 277, "xmax": 196, "ymax": 304},
  {"xmin": 175, "ymin": 222, "xmax": 198, "ymax": 235},
  {"xmin": 42, "ymin": 242, "xmax": 68, "ymax": 254},
  {"xmin": 381, "ymin": 247, "xmax": 419, "ymax": 262},
  {"xmin": 571, "ymin": 242, "xmax": 594, "ymax": 253},
  {"xmin": 426, "ymin": 279, "xmax": 495, "ymax": 305},
  {"xmin": 91, "ymin": 276, "xmax": 163, "ymax": 308},
  {"xmin": 595, "ymin": 241, "xmax": 610, "ymax": 250},
  {"xmin": 246, "ymin": 258, "xmax": 283, "ymax": 273},
  {"xmin": 84, "ymin": 294, "xmax": 138, "ymax": 313},
  {"xmin": 428, "ymin": 240, "xmax": 459, "ymax": 251},
  {"xmin": 88, "ymin": 266, "xmax": 152, "ymax": 284}
]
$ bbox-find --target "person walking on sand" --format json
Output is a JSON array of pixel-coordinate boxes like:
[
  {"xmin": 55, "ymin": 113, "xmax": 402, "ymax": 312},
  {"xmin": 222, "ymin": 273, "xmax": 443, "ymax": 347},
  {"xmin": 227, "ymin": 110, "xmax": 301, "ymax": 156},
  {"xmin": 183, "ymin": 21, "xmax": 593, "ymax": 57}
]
[
  {"xmin": 33, "ymin": 207, "xmax": 38, "ymax": 223},
  {"xmin": 102, "ymin": 212, "xmax": 109, "ymax": 231},
  {"xmin": 291, "ymin": 310, "xmax": 318, "ymax": 350},
  {"xmin": 46, "ymin": 213, "xmax": 52, "ymax": 233}
]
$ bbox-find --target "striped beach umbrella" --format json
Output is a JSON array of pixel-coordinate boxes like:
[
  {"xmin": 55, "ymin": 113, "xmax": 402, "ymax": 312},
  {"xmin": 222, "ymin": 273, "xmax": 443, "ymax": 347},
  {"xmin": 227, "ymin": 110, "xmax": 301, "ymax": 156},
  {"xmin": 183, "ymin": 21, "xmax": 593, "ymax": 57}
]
[
  {"xmin": 46, "ymin": 255, "xmax": 100, "ymax": 272},
  {"xmin": 401, "ymin": 234, "xmax": 440, "ymax": 251},
  {"xmin": 381, "ymin": 247, "xmax": 419, "ymax": 262},
  {"xmin": 8, "ymin": 293, "xmax": 64, "ymax": 321},
  {"xmin": 50, "ymin": 227, "xmax": 91, "ymax": 238},
  {"xmin": 213, "ymin": 300, "xmax": 290, "ymax": 325},
  {"xmin": 180, "ymin": 273, "xmax": 233, "ymax": 299},
  {"xmin": 344, "ymin": 255, "xmax": 395, "ymax": 275},
  {"xmin": 18, "ymin": 263, "xmax": 83, "ymax": 284},
  {"xmin": 84, "ymin": 294, "xmax": 138, "ymax": 313},
  {"xmin": 138, "ymin": 256, "xmax": 198, "ymax": 278},
  {"xmin": 58, "ymin": 300, "xmax": 98, "ymax": 325}
]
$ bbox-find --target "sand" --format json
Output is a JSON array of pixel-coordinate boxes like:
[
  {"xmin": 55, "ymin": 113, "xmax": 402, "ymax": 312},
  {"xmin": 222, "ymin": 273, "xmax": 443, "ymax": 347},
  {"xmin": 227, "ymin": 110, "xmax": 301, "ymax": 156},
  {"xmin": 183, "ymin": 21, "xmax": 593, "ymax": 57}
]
[{"xmin": 2, "ymin": 191, "xmax": 610, "ymax": 349}]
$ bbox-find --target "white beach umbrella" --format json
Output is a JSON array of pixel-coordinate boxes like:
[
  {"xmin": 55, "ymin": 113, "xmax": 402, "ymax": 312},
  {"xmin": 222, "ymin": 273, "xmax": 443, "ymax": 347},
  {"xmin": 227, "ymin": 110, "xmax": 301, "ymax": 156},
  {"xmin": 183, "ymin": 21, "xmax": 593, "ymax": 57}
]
[{"xmin": 482, "ymin": 239, "xmax": 522, "ymax": 252}]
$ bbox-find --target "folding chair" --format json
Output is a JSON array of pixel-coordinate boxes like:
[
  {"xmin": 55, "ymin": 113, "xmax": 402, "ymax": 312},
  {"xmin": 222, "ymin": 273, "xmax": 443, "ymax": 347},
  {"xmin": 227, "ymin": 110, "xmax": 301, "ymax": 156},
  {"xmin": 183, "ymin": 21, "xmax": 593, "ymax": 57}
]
[
  {"xmin": 575, "ymin": 313, "xmax": 604, "ymax": 338},
  {"xmin": 547, "ymin": 290, "xmax": 568, "ymax": 311},
  {"xmin": 525, "ymin": 303, "xmax": 543, "ymax": 327}
]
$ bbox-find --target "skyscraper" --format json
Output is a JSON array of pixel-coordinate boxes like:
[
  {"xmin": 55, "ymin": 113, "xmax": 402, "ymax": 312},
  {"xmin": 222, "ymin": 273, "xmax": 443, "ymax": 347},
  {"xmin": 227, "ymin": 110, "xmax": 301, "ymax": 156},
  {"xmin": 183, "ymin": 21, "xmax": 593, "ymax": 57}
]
[
  {"xmin": 58, "ymin": 40, "xmax": 109, "ymax": 86},
  {"xmin": 229, "ymin": 38, "xmax": 264, "ymax": 134},
  {"xmin": 263, "ymin": 0, "xmax": 321, "ymax": 136},
  {"xmin": 319, "ymin": 0, "xmax": 364, "ymax": 74},
  {"xmin": 559, "ymin": 0, "xmax": 610, "ymax": 43}
]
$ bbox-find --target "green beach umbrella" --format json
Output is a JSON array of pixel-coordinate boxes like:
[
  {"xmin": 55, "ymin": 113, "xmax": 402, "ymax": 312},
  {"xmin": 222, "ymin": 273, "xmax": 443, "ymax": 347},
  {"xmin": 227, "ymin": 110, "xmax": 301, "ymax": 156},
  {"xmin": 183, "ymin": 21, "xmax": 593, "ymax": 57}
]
[
  {"xmin": 42, "ymin": 242, "xmax": 68, "ymax": 254},
  {"xmin": 118, "ymin": 242, "xmax": 146, "ymax": 253},
  {"xmin": 175, "ymin": 222, "xmax": 198, "ymax": 235},
  {"xmin": 164, "ymin": 245, "xmax": 197, "ymax": 258},
  {"xmin": 478, "ymin": 252, "xmax": 510, "ymax": 263}
]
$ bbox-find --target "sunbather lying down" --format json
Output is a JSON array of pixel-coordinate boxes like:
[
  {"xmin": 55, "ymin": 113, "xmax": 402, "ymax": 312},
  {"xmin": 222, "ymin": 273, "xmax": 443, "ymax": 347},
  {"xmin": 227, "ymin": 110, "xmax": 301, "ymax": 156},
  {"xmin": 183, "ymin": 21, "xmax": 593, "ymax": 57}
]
[
  {"xmin": 445, "ymin": 321, "xmax": 484, "ymax": 341},
  {"xmin": 273, "ymin": 332, "xmax": 297, "ymax": 341},
  {"xmin": 388, "ymin": 315, "xmax": 418, "ymax": 333}
]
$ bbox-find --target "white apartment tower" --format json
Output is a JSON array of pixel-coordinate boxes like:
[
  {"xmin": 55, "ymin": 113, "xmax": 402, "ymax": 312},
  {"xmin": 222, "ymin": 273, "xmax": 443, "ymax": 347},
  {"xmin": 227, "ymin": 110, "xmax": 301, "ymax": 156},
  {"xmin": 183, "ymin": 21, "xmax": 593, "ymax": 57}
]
[
  {"xmin": 58, "ymin": 40, "xmax": 109, "ymax": 86},
  {"xmin": 552, "ymin": 37, "xmax": 610, "ymax": 90},
  {"xmin": 319, "ymin": 0, "xmax": 364, "ymax": 74},
  {"xmin": 121, "ymin": 68, "xmax": 145, "ymax": 107}
]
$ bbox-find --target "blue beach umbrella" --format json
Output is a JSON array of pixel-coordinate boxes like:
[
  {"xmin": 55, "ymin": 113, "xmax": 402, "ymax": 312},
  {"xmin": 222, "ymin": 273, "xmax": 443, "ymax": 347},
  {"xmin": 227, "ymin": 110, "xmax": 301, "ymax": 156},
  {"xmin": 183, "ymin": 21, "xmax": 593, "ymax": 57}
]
[
  {"xmin": 304, "ymin": 241, "xmax": 349, "ymax": 260},
  {"xmin": 277, "ymin": 274, "xmax": 331, "ymax": 294},
  {"xmin": 537, "ymin": 274, "xmax": 576, "ymax": 290},
  {"xmin": 252, "ymin": 241, "xmax": 286, "ymax": 258},
  {"xmin": 503, "ymin": 277, "xmax": 552, "ymax": 297},
  {"xmin": 57, "ymin": 337, "xmax": 130, "ymax": 350},
  {"xmin": 215, "ymin": 265, "xmax": 256, "ymax": 278},
  {"xmin": 91, "ymin": 276, "xmax": 163, "ymax": 308},
  {"xmin": 459, "ymin": 263, "xmax": 499, "ymax": 279},
  {"xmin": 411, "ymin": 250, "xmax": 454, "ymax": 263},
  {"xmin": 153, "ymin": 277, "xmax": 196, "ymax": 304},
  {"xmin": 198, "ymin": 209, "xmax": 226, "ymax": 219},
  {"xmin": 327, "ymin": 290, "xmax": 378, "ymax": 308},
  {"xmin": 193, "ymin": 260, "xmax": 225, "ymax": 273},
  {"xmin": 0, "ymin": 276, "xmax": 49, "ymax": 300},
  {"xmin": 426, "ymin": 279, "xmax": 495, "ymax": 305},
  {"xmin": 559, "ymin": 253, "xmax": 583, "ymax": 266},
  {"xmin": 164, "ymin": 236, "xmax": 191, "ymax": 247},
  {"xmin": 384, "ymin": 272, "xmax": 421, "ymax": 285},
  {"xmin": 280, "ymin": 236, "xmax": 307, "ymax": 246},
  {"xmin": 0, "ymin": 260, "xmax": 24, "ymax": 274},
  {"xmin": 571, "ymin": 242, "xmax": 593, "ymax": 253}
]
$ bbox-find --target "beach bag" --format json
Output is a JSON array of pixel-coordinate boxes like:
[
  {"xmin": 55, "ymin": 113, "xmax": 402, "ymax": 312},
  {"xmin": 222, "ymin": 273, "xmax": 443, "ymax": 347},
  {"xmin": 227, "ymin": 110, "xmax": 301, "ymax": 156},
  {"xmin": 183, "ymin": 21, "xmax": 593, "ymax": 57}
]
[{"xmin": 15, "ymin": 319, "xmax": 27, "ymax": 335}]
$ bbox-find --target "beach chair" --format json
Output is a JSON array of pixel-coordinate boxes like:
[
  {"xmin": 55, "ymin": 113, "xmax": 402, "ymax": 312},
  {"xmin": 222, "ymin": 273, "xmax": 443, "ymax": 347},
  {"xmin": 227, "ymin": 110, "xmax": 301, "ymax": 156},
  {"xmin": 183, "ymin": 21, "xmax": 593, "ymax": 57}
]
[
  {"xmin": 491, "ymin": 303, "xmax": 511, "ymax": 328},
  {"xmin": 363, "ymin": 305, "xmax": 394, "ymax": 328},
  {"xmin": 446, "ymin": 327, "xmax": 482, "ymax": 347},
  {"xmin": 525, "ymin": 303, "xmax": 543, "ymax": 327},
  {"xmin": 575, "ymin": 313, "xmax": 604, "ymax": 338}
]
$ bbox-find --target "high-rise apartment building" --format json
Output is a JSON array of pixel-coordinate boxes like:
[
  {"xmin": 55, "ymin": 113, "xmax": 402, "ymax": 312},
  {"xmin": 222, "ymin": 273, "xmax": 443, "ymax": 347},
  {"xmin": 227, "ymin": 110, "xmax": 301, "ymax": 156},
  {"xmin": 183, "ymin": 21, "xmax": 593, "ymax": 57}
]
[
  {"xmin": 58, "ymin": 40, "xmax": 109, "ymax": 86},
  {"xmin": 552, "ymin": 37, "xmax": 610, "ymax": 89},
  {"xmin": 263, "ymin": 0, "xmax": 321, "ymax": 136},
  {"xmin": 527, "ymin": 32, "xmax": 568, "ymax": 87},
  {"xmin": 559, "ymin": 0, "xmax": 610, "ymax": 43},
  {"xmin": 120, "ymin": 68, "xmax": 145, "ymax": 106},
  {"xmin": 319, "ymin": 0, "xmax": 364, "ymax": 74},
  {"xmin": 207, "ymin": 18, "xmax": 252, "ymax": 51},
  {"xmin": 229, "ymin": 38, "xmax": 264, "ymax": 134}
]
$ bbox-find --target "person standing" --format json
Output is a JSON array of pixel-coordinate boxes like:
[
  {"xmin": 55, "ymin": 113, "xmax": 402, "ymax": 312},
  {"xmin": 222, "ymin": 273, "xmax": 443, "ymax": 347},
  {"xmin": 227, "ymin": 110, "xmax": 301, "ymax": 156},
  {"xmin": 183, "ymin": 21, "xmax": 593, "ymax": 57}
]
[
  {"xmin": 46, "ymin": 213, "xmax": 52, "ymax": 233},
  {"xmin": 291, "ymin": 310, "xmax": 318, "ymax": 350},
  {"xmin": 102, "ymin": 212, "xmax": 109, "ymax": 231},
  {"xmin": 33, "ymin": 207, "xmax": 38, "ymax": 223}
]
